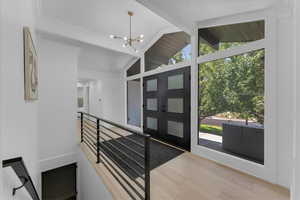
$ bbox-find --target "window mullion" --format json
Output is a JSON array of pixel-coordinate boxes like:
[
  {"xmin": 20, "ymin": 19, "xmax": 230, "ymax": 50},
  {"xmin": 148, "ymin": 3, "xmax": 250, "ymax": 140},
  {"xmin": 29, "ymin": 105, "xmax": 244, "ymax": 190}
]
[{"xmin": 197, "ymin": 39, "xmax": 266, "ymax": 64}]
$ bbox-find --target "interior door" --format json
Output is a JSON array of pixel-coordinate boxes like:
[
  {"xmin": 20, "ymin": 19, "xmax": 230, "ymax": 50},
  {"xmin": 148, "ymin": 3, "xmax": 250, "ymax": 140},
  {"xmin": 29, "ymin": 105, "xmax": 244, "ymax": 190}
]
[{"xmin": 143, "ymin": 67, "xmax": 191, "ymax": 150}]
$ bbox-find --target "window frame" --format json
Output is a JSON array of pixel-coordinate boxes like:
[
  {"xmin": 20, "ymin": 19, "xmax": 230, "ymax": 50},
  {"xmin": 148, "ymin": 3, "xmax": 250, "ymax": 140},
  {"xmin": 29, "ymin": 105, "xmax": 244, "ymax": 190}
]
[
  {"xmin": 144, "ymin": 31, "xmax": 192, "ymax": 72},
  {"xmin": 191, "ymin": 10, "xmax": 278, "ymax": 184}
]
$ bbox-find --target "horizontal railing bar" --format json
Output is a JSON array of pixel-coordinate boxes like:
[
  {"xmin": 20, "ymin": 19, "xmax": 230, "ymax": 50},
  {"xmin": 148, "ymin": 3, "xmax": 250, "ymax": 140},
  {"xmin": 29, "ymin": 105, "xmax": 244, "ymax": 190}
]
[
  {"xmin": 100, "ymin": 125, "xmax": 144, "ymax": 148},
  {"xmin": 83, "ymin": 141, "xmax": 97, "ymax": 156},
  {"xmin": 85, "ymin": 120, "xmax": 145, "ymax": 159},
  {"xmin": 83, "ymin": 120, "xmax": 97, "ymax": 130},
  {"xmin": 79, "ymin": 112, "xmax": 149, "ymax": 138},
  {"xmin": 100, "ymin": 130, "xmax": 145, "ymax": 159},
  {"xmin": 83, "ymin": 135, "xmax": 97, "ymax": 150},
  {"xmin": 83, "ymin": 131, "xmax": 97, "ymax": 144},
  {"xmin": 101, "ymin": 153, "xmax": 144, "ymax": 200},
  {"xmin": 99, "ymin": 135, "xmax": 145, "ymax": 171},
  {"xmin": 99, "ymin": 150, "xmax": 145, "ymax": 191},
  {"xmin": 83, "ymin": 128, "xmax": 97, "ymax": 140},
  {"xmin": 101, "ymin": 158, "xmax": 139, "ymax": 200},
  {"xmin": 83, "ymin": 117, "xmax": 97, "ymax": 124},
  {"xmin": 84, "ymin": 139, "xmax": 97, "ymax": 154},
  {"xmin": 79, "ymin": 111, "xmax": 151, "ymax": 200},
  {"xmin": 83, "ymin": 123, "xmax": 97, "ymax": 134},
  {"xmin": 100, "ymin": 142, "xmax": 145, "ymax": 182}
]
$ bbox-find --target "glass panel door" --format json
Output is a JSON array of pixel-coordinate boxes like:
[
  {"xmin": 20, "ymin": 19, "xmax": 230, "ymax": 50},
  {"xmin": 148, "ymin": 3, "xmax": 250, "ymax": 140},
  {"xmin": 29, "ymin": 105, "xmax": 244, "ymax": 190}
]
[
  {"xmin": 143, "ymin": 67, "xmax": 191, "ymax": 150},
  {"xmin": 143, "ymin": 77, "xmax": 160, "ymax": 137}
]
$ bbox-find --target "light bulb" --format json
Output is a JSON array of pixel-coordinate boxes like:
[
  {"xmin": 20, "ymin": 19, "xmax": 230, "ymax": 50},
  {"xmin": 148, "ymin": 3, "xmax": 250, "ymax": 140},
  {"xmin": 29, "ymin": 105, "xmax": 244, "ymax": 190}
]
[
  {"xmin": 110, "ymin": 35, "xmax": 115, "ymax": 39},
  {"xmin": 139, "ymin": 39, "xmax": 144, "ymax": 43},
  {"xmin": 123, "ymin": 36, "xmax": 128, "ymax": 41},
  {"xmin": 122, "ymin": 44, "xmax": 127, "ymax": 48},
  {"xmin": 140, "ymin": 34, "xmax": 144, "ymax": 38}
]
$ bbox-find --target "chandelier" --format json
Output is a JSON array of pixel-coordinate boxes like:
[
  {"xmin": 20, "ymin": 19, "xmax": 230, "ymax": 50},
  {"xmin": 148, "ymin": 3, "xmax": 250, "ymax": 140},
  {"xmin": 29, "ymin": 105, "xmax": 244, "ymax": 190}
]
[{"xmin": 110, "ymin": 11, "xmax": 144, "ymax": 53}]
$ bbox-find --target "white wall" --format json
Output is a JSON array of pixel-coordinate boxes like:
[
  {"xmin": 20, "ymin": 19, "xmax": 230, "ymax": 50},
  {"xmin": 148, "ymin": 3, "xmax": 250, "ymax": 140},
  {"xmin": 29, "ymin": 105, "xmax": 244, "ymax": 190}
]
[
  {"xmin": 38, "ymin": 37, "xmax": 80, "ymax": 173},
  {"xmin": 277, "ymin": 15, "xmax": 294, "ymax": 188},
  {"xmin": 292, "ymin": 0, "xmax": 300, "ymax": 198},
  {"xmin": 0, "ymin": 0, "xmax": 40, "ymax": 199},
  {"xmin": 0, "ymin": 0, "xmax": 4, "ymax": 197},
  {"xmin": 78, "ymin": 68, "xmax": 125, "ymax": 125},
  {"xmin": 78, "ymin": 150, "xmax": 113, "ymax": 200}
]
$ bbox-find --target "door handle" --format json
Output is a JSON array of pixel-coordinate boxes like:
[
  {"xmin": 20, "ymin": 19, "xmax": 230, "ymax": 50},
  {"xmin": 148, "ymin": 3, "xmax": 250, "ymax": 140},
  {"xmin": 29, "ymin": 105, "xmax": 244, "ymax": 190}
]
[{"xmin": 161, "ymin": 105, "xmax": 166, "ymax": 112}]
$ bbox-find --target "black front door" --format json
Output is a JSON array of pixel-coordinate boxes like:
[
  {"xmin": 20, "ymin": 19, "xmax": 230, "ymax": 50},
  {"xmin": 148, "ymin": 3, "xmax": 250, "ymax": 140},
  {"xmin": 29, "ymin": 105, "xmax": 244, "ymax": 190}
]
[{"xmin": 143, "ymin": 67, "xmax": 191, "ymax": 150}]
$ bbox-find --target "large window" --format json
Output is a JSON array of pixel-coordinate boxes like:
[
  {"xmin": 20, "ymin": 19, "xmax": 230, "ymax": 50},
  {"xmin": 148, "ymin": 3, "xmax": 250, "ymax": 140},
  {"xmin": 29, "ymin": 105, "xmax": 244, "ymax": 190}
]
[
  {"xmin": 127, "ymin": 59, "xmax": 141, "ymax": 77},
  {"xmin": 198, "ymin": 20, "xmax": 264, "ymax": 56},
  {"xmin": 145, "ymin": 31, "xmax": 191, "ymax": 71},
  {"xmin": 198, "ymin": 20, "xmax": 265, "ymax": 164}
]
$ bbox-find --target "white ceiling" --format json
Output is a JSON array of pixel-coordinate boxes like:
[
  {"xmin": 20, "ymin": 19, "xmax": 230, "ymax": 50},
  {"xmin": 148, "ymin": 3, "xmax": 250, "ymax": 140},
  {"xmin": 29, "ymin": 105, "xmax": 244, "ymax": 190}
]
[
  {"xmin": 40, "ymin": 0, "xmax": 175, "ymax": 51},
  {"xmin": 40, "ymin": 0, "xmax": 281, "ymax": 72},
  {"xmin": 137, "ymin": 0, "xmax": 279, "ymax": 31},
  {"xmin": 77, "ymin": 44, "xmax": 135, "ymax": 72}
]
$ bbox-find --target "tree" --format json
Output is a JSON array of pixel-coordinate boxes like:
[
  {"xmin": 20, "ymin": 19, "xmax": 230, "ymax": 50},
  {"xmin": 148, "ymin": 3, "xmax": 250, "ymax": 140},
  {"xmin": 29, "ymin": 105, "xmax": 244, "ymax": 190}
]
[
  {"xmin": 199, "ymin": 43, "xmax": 265, "ymax": 125},
  {"xmin": 199, "ymin": 59, "xmax": 228, "ymax": 122},
  {"xmin": 169, "ymin": 50, "xmax": 184, "ymax": 64}
]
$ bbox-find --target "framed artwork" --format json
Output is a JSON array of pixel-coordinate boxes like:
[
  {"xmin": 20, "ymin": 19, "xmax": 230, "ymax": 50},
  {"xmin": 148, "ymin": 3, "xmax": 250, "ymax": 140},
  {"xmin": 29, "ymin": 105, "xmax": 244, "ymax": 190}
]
[{"xmin": 23, "ymin": 27, "xmax": 38, "ymax": 101}]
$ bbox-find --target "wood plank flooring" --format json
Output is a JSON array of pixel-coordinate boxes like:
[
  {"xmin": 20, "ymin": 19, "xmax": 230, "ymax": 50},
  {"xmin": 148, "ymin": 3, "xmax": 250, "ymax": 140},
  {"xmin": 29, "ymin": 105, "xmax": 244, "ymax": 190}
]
[{"xmin": 78, "ymin": 121, "xmax": 290, "ymax": 200}]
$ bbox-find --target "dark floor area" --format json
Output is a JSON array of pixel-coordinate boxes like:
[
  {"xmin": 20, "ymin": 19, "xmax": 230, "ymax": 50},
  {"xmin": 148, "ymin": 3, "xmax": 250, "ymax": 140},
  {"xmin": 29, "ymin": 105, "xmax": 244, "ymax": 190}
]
[
  {"xmin": 100, "ymin": 134, "xmax": 184, "ymax": 179},
  {"xmin": 198, "ymin": 138, "xmax": 264, "ymax": 165}
]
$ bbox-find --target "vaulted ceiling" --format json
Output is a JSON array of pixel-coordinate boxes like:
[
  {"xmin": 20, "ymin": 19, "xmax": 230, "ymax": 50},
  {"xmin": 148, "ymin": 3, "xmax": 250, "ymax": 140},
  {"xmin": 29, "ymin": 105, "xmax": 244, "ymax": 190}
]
[
  {"xmin": 137, "ymin": 0, "xmax": 280, "ymax": 31},
  {"xmin": 39, "ymin": 0, "xmax": 283, "ymax": 72},
  {"xmin": 40, "ymin": 0, "xmax": 175, "ymax": 53},
  {"xmin": 39, "ymin": 0, "xmax": 179, "ymax": 71}
]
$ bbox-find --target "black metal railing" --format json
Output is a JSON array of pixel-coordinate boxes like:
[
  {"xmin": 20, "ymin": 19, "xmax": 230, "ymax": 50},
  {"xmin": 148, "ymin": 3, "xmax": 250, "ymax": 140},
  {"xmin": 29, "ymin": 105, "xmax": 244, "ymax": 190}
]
[
  {"xmin": 2, "ymin": 157, "xmax": 40, "ymax": 200},
  {"xmin": 78, "ymin": 112, "xmax": 150, "ymax": 200}
]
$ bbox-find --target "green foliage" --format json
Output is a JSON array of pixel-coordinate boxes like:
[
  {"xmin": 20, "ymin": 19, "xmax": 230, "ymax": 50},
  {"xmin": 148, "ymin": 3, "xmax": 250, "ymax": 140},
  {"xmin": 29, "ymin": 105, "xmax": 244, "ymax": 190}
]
[
  {"xmin": 199, "ymin": 124, "xmax": 223, "ymax": 136},
  {"xmin": 170, "ymin": 51, "xmax": 184, "ymax": 64},
  {"xmin": 199, "ymin": 40, "xmax": 245, "ymax": 56},
  {"xmin": 199, "ymin": 45, "xmax": 265, "ymax": 125}
]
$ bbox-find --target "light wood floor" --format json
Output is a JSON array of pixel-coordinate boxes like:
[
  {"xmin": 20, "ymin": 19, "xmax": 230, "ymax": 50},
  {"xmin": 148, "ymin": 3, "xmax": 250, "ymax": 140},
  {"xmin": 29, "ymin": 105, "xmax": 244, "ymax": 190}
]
[{"xmin": 79, "ymin": 122, "xmax": 290, "ymax": 200}]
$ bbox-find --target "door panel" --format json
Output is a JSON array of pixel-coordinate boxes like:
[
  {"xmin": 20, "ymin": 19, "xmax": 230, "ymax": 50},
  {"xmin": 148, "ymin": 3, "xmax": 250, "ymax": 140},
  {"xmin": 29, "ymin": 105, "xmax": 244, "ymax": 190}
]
[
  {"xmin": 143, "ymin": 67, "xmax": 191, "ymax": 150},
  {"xmin": 143, "ymin": 76, "xmax": 160, "ymax": 138}
]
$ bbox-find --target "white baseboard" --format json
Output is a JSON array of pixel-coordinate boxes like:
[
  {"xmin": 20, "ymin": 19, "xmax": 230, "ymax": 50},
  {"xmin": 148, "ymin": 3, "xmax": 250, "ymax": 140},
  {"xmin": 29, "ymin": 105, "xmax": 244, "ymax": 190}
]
[{"xmin": 39, "ymin": 152, "xmax": 78, "ymax": 172}]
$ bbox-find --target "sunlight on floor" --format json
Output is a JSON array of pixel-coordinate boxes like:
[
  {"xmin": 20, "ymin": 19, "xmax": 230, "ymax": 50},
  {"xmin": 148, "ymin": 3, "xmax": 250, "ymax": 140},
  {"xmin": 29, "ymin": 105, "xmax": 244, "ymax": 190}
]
[{"xmin": 199, "ymin": 132, "xmax": 223, "ymax": 143}]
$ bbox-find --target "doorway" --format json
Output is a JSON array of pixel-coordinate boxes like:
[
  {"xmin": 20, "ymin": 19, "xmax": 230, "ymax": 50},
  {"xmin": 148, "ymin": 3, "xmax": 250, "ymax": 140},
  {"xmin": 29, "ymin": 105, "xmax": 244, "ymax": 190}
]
[
  {"xmin": 143, "ymin": 67, "xmax": 191, "ymax": 150},
  {"xmin": 77, "ymin": 81, "xmax": 90, "ymax": 114},
  {"xmin": 42, "ymin": 163, "xmax": 77, "ymax": 200}
]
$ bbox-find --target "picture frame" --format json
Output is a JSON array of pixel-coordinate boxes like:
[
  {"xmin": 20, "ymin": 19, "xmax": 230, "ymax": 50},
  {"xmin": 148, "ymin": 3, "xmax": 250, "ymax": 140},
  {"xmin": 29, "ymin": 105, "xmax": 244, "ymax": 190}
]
[{"xmin": 23, "ymin": 27, "xmax": 38, "ymax": 101}]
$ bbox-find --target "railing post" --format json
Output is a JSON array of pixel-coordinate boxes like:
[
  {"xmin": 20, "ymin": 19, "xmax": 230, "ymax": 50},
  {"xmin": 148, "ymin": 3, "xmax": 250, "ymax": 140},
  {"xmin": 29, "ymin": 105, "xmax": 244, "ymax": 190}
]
[
  {"xmin": 80, "ymin": 112, "xmax": 83, "ymax": 143},
  {"xmin": 145, "ymin": 135, "xmax": 150, "ymax": 200},
  {"xmin": 96, "ymin": 118, "xmax": 100, "ymax": 164}
]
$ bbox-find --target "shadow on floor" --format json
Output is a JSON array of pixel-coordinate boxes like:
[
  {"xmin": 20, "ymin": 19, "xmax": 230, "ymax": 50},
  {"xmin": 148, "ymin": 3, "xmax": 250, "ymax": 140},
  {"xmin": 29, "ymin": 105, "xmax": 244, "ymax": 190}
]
[{"xmin": 100, "ymin": 134, "xmax": 184, "ymax": 179}]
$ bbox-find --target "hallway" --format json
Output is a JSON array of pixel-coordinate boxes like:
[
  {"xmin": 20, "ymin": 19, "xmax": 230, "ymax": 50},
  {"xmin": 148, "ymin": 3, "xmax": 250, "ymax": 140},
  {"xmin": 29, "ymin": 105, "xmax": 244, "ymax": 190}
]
[{"xmin": 79, "ymin": 124, "xmax": 290, "ymax": 200}]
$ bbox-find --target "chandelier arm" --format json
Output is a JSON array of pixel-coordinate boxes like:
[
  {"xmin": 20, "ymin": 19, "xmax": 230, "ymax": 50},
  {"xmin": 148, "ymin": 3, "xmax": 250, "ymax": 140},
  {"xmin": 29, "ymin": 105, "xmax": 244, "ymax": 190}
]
[
  {"xmin": 110, "ymin": 11, "xmax": 142, "ymax": 52},
  {"xmin": 129, "ymin": 13, "xmax": 132, "ymax": 43},
  {"xmin": 114, "ymin": 36, "xmax": 124, "ymax": 40}
]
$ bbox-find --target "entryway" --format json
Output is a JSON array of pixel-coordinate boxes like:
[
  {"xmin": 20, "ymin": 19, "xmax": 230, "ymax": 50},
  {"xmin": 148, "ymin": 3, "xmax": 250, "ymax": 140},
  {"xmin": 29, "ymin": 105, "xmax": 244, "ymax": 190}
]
[{"xmin": 143, "ymin": 67, "xmax": 191, "ymax": 151}]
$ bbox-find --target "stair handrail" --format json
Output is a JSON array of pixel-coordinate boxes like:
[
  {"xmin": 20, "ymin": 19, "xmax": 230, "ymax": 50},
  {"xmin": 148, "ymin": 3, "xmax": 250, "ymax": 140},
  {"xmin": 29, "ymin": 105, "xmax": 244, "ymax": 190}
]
[{"xmin": 2, "ymin": 157, "xmax": 40, "ymax": 200}]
